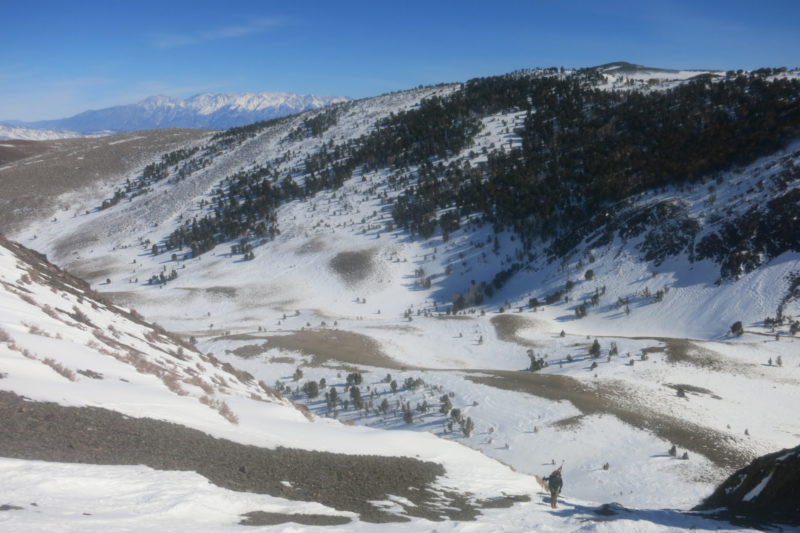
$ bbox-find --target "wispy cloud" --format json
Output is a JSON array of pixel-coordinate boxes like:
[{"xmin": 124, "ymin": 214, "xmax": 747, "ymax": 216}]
[{"xmin": 152, "ymin": 17, "xmax": 284, "ymax": 49}]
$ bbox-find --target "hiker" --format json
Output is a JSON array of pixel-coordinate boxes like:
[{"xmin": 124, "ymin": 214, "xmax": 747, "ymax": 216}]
[{"xmin": 543, "ymin": 465, "xmax": 563, "ymax": 508}]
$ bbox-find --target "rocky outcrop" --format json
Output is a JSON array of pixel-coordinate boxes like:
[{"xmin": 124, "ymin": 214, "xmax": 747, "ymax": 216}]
[{"xmin": 695, "ymin": 445, "xmax": 800, "ymax": 526}]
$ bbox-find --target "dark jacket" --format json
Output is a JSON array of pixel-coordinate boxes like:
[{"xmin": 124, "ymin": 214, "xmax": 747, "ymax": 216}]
[{"xmin": 545, "ymin": 468, "xmax": 563, "ymax": 492}]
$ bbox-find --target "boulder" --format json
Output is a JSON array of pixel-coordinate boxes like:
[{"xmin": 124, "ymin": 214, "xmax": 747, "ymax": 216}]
[{"xmin": 695, "ymin": 444, "xmax": 800, "ymax": 526}]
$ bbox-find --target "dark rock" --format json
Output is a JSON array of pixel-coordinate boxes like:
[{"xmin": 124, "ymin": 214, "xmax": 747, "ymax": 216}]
[
  {"xmin": 593, "ymin": 502, "xmax": 631, "ymax": 516},
  {"xmin": 695, "ymin": 444, "xmax": 800, "ymax": 526},
  {"xmin": 0, "ymin": 504, "xmax": 24, "ymax": 511}
]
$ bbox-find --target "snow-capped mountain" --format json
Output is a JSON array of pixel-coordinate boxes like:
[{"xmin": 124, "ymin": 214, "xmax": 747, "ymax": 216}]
[{"xmin": 21, "ymin": 92, "xmax": 350, "ymax": 133}]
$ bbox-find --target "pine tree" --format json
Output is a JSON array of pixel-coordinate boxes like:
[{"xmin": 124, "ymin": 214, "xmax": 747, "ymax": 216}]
[
  {"xmin": 590, "ymin": 339, "xmax": 601, "ymax": 358},
  {"xmin": 349, "ymin": 385, "xmax": 363, "ymax": 410},
  {"xmin": 439, "ymin": 394, "xmax": 452, "ymax": 415},
  {"xmin": 462, "ymin": 417, "xmax": 475, "ymax": 437},
  {"xmin": 302, "ymin": 380, "xmax": 319, "ymax": 398}
]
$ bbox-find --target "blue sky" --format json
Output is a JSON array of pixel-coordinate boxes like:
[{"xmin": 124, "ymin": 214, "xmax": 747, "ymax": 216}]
[{"xmin": 2, "ymin": 0, "xmax": 799, "ymax": 121}]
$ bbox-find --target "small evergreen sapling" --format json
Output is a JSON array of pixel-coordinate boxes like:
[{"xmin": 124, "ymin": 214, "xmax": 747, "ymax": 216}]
[{"xmin": 590, "ymin": 339, "xmax": 601, "ymax": 358}]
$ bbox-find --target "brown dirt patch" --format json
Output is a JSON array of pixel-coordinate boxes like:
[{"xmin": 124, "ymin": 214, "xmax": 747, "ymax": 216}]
[
  {"xmin": 263, "ymin": 329, "xmax": 408, "ymax": 369},
  {"xmin": 99, "ymin": 291, "xmax": 142, "ymax": 308},
  {"xmin": 365, "ymin": 325, "xmax": 421, "ymax": 333},
  {"xmin": 239, "ymin": 511, "xmax": 351, "ymax": 526},
  {"xmin": 491, "ymin": 314, "xmax": 541, "ymax": 348},
  {"xmin": 0, "ymin": 140, "xmax": 49, "ymax": 165},
  {"xmin": 231, "ymin": 343, "xmax": 270, "ymax": 358},
  {"xmin": 269, "ymin": 356, "xmax": 297, "ymax": 364},
  {"xmin": 217, "ymin": 333, "xmax": 263, "ymax": 341},
  {"xmin": 467, "ymin": 370, "xmax": 753, "ymax": 471},
  {"xmin": 0, "ymin": 390, "xmax": 493, "ymax": 523},
  {"xmin": 329, "ymin": 249, "xmax": 376, "ymax": 286},
  {"xmin": 296, "ymin": 236, "xmax": 327, "ymax": 255},
  {"xmin": 661, "ymin": 338, "xmax": 721, "ymax": 368},
  {"xmin": 664, "ymin": 383, "xmax": 722, "ymax": 399},
  {"xmin": 550, "ymin": 415, "xmax": 586, "ymax": 430},
  {"xmin": 206, "ymin": 286, "xmax": 238, "ymax": 299}
]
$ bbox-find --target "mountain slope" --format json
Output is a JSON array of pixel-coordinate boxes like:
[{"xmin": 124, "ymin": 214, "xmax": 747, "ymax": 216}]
[
  {"xmin": 0, "ymin": 235, "xmax": 766, "ymax": 532},
  {"xmin": 3, "ymin": 65, "xmax": 800, "ymax": 531},
  {"xmin": 0, "ymin": 234, "xmax": 547, "ymax": 529},
  {"xmin": 22, "ymin": 92, "xmax": 350, "ymax": 133},
  {"xmin": 0, "ymin": 129, "xmax": 212, "ymax": 236}
]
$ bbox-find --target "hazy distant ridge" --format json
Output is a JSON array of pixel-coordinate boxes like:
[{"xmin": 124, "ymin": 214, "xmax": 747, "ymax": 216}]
[{"xmin": 21, "ymin": 92, "xmax": 350, "ymax": 133}]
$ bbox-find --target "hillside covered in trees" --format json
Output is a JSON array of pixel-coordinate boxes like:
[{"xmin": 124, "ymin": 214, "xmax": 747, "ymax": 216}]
[{"xmin": 101, "ymin": 67, "xmax": 800, "ymax": 284}]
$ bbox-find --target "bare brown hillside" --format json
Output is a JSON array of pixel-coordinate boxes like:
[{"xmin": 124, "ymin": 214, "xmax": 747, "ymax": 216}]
[{"xmin": 0, "ymin": 129, "xmax": 210, "ymax": 234}]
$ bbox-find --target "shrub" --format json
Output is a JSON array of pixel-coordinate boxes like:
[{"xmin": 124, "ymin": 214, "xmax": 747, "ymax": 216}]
[
  {"xmin": 42, "ymin": 358, "xmax": 77, "ymax": 382},
  {"xmin": 162, "ymin": 373, "xmax": 189, "ymax": 396},
  {"xmin": 186, "ymin": 376, "xmax": 215, "ymax": 395},
  {"xmin": 403, "ymin": 377, "xmax": 424, "ymax": 390},
  {"xmin": 346, "ymin": 372, "xmax": 363, "ymax": 386}
]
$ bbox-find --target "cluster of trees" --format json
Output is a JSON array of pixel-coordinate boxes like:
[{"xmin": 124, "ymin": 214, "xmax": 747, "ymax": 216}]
[
  {"xmin": 285, "ymin": 371, "xmax": 480, "ymax": 437},
  {"xmin": 696, "ymin": 187, "xmax": 800, "ymax": 278},
  {"xmin": 527, "ymin": 349, "xmax": 548, "ymax": 371},
  {"xmin": 387, "ymin": 70, "xmax": 800, "ymax": 265},
  {"xmin": 147, "ymin": 269, "xmax": 178, "ymax": 286},
  {"xmin": 285, "ymin": 104, "xmax": 350, "ymax": 141},
  {"xmin": 463, "ymin": 72, "xmax": 799, "ymax": 260},
  {"xmin": 210, "ymin": 115, "xmax": 294, "ymax": 150},
  {"xmin": 100, "ymin": 147, "xmax": 202, "ymax": 210}
]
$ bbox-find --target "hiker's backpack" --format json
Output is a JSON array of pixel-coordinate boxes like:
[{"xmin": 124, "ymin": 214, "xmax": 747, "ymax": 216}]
[{"xmin": 548, "ymin": 471, "xmax": 563, "ymax": 491}]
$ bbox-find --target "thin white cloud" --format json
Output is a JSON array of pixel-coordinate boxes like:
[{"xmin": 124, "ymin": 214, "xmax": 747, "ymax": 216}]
[{"xmin": 152, "ymin": 17, "xmax": 284, "ymax": 49}]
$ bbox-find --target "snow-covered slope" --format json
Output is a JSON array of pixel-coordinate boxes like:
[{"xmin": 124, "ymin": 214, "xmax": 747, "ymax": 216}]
[
  {"xmin": 0, "ymin": 233, "xmax": 765, "ymax": 533},
  {"xmin": 22, "ymin": 92, "xmax": 350, "ymax": 133},
  {"xmin": 4, "ymin": 67, "xmax": 800, "ymax": 531},
  {"xmin": 0, "ymin": 234, "xmax": 551, "ymax": 530}
]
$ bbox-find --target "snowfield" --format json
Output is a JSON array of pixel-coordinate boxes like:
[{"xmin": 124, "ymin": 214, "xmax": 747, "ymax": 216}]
[{"xmin": 2, "ymin": 68, "xmax": 800, "ymax": 532}]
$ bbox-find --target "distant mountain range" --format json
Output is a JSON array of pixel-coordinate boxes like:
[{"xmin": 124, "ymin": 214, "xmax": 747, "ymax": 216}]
[{"xmin": 3, "ymin": 92, "xmax": 350, "ymax": 135}]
